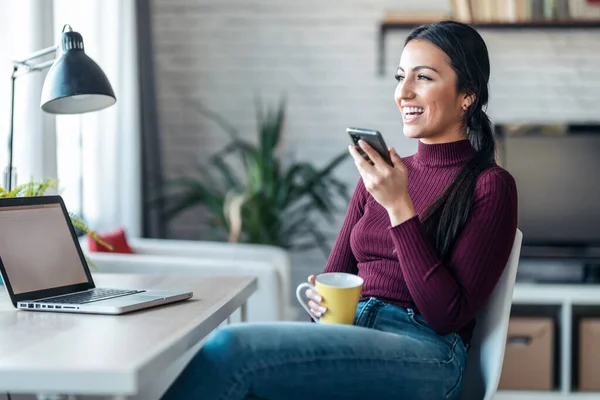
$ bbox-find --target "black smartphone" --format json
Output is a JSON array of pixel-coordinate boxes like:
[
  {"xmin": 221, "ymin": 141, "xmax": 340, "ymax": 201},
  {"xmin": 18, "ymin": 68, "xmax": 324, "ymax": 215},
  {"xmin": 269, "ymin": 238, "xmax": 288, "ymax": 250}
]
[{"xmin": 347, "ymin": 127, "xmax": 393, "ymax": 166}]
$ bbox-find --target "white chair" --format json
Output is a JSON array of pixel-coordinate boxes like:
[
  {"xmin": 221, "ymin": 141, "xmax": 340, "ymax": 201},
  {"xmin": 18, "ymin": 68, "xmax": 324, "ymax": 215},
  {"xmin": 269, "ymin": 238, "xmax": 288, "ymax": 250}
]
[{"xmin": 460, "ymin": 229, "xmax": 523, "ymax": 400}]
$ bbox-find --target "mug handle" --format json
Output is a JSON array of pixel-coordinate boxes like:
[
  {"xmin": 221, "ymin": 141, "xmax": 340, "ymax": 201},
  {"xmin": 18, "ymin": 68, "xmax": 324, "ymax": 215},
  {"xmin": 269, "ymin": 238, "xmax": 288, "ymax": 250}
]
[{"xmin": 296, "ymin": 282, "xmax": 321, "ymax": 322}]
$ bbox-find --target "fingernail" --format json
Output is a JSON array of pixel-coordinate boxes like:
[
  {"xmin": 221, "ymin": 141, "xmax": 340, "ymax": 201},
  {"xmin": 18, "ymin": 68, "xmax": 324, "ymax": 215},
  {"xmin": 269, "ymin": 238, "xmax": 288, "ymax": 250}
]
[
  {"xmin": 315, "ymin": 295, "xmax": 322, "ymax": 302},
  {"xmin": 313, "ymin": 311, "xmax": 321, "ymax": 317},
  {"xmin": 318, "ymin": 306, "xmax": 327, "ymax": 313}
]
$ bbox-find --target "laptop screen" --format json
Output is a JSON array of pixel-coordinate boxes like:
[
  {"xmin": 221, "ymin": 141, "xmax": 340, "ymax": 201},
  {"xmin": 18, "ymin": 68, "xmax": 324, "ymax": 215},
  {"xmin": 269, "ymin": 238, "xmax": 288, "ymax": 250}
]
[{"xmin": 0, "ymin": 203, "xmax": 89, "ymax": 294}]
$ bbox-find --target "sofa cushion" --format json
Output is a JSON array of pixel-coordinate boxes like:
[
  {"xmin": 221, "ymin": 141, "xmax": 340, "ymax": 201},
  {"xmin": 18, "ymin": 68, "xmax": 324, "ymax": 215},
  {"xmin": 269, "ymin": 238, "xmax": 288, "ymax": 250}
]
[{"xmin": 88, "ymin": 227, "xmax": 134, "ymax": 254}]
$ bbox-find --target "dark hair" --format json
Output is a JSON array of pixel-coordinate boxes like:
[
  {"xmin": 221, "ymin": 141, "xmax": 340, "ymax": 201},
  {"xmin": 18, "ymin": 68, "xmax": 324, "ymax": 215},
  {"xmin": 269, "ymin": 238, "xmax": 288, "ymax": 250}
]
[{"xmin": 405, "ymin": 21, "xmax": 496, "ymax": 262}]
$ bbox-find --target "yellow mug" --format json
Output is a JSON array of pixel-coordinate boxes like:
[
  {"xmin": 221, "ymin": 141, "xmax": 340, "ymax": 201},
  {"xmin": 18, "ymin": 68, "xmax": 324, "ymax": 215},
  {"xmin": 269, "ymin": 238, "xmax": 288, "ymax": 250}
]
[{"xmin": 296, "ymin": 272, "xmax": 363, "ymax": 324}]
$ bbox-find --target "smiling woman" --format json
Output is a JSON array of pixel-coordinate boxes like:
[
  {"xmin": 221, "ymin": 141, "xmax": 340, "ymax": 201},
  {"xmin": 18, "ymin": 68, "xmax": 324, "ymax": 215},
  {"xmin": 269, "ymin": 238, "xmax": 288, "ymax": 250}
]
[
  {"xmin": 160, "ymin": 20, "xmax": 518, "ymax": 400},
  {"xmin": 394, "ymin": 39, "xmax": 475, "ymax": 145}
]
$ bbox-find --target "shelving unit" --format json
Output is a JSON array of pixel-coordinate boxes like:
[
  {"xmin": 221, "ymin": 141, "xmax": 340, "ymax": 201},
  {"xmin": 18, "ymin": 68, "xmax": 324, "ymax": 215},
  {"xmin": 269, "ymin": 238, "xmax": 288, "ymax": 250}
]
[
  {"xmin": 496, "ymin": 283, "xmax": 600, "ymax": 399},
  {"xmin": 377, "ymin": 17, "xmax": 600, "ymax": 75}
]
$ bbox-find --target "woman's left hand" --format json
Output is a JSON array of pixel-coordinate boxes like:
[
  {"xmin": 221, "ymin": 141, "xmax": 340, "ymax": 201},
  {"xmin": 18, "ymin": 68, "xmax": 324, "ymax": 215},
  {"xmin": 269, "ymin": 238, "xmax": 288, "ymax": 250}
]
[{"xmin": 349, "ymin": 140, "xmax": 416, "ymax": 224}]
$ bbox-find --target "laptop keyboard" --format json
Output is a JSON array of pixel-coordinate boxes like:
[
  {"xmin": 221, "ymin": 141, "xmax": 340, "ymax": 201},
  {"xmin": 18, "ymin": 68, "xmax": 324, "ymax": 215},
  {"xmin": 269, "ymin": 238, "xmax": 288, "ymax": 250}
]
[{"xmin": 36, "ymin": 288, "xmax": 145, "ymax": 304}]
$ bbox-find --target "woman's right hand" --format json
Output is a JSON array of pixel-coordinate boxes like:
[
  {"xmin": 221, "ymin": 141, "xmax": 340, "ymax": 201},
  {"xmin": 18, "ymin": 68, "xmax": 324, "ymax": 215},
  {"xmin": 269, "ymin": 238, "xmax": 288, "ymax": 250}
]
[{"xmin": 306, "ymin": 275, "xmax": 327, "ymax": 317}]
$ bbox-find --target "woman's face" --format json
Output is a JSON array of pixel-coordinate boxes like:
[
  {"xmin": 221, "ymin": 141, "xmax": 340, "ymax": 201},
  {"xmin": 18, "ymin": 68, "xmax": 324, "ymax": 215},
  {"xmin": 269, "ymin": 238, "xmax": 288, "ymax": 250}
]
[{"xmin": 394, "ymin": 39, "xmax": 471, "ymax": 144}]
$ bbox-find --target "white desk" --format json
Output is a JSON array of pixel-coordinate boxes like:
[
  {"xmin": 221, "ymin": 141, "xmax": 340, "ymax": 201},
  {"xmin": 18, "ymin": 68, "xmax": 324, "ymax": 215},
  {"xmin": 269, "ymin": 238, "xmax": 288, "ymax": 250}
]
[{"xmin": 0, "ymin": 273, "xmax": 257, "ymax": 399}]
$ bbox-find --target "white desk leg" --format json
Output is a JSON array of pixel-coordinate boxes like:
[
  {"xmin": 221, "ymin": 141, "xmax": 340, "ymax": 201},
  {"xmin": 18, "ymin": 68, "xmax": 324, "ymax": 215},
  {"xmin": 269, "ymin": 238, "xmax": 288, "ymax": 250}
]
[{"xmin": 240, "ymin": 301, "xmax": 248, "ymax": 322}]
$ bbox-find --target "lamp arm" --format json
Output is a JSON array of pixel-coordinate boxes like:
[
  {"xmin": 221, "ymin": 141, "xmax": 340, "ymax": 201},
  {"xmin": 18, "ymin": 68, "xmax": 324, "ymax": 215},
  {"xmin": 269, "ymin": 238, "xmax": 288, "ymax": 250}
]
[
  {"xmin": 14, "ymin": 45, "xmax": 57, "ymax": 65},
  {"xmin": 5, "ymin": 45, "xmax": 58, "ymax": 190},
  {"xmin": 5, "ymin": 67, "xmax": 16, "ymax": 191},
  {"xmin": 13, "ymin": 59, "xmax": 55, "ymax": 78},
  {"xmin": 12, "ymin": 45, "xmax": 58, "ymax": 78}
]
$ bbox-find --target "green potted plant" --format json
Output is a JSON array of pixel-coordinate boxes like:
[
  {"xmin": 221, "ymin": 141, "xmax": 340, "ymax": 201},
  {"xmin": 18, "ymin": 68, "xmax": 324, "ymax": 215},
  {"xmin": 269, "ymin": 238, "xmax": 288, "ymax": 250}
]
[{"xmin": 162, "ymin": 98, "xmax": 350, "ymax": 256}]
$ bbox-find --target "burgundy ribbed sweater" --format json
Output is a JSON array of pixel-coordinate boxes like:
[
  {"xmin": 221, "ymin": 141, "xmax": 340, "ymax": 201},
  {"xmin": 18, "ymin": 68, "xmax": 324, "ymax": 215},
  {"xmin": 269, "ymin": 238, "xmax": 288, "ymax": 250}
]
[{"xmin": 323, "ymin": 139, "xmax": 518, "ymax": 344}]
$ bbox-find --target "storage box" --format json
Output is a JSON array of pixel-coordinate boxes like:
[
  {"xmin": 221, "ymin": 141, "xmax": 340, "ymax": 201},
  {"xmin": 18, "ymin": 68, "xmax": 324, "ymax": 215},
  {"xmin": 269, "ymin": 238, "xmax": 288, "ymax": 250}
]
[
  {"xmin": 579, "ymin": 318, "xmax": 600, "ymax": 391},
  {"xmin": 498, "ymin": 317, "xmax": 554, "ymax": 390}
]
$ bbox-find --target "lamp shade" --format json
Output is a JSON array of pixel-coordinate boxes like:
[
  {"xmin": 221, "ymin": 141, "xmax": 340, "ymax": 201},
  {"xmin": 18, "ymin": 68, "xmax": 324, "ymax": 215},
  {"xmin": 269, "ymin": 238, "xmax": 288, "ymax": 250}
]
[{"xmin": 40, "ymin": 26, "xmax": 116, "ymax": 114}]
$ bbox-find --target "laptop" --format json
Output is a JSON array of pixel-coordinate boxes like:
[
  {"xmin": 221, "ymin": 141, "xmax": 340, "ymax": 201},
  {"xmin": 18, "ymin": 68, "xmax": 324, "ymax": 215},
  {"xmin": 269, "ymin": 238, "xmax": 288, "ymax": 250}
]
[{"xmin": 0, "ymin": 195, "xmax": 193, "ymax": 314}]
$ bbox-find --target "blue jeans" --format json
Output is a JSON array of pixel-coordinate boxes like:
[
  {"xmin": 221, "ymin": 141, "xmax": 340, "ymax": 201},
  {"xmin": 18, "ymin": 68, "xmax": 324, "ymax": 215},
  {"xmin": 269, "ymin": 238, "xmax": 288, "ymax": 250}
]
[{"xmin": 162, "ymin": 297, "xmax": 467, "ymax": 400}]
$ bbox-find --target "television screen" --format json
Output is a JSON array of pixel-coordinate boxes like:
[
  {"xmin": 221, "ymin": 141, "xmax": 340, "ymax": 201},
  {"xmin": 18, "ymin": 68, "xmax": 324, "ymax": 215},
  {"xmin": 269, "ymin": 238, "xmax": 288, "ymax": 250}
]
[{"xmin": 496, "ymin": 124, "xmax": 600, "ymax": 255}]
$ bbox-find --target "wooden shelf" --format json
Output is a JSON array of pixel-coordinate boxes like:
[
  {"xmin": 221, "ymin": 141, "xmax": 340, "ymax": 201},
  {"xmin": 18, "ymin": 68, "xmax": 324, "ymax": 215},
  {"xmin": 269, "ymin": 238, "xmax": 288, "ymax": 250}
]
[
  {"xmin": 378, "ymin": 18, "xmax": 600, "ymax": 76},
  {"xmin": 382, "ymin": 19, "xmax": 600, "ymax": 29}
]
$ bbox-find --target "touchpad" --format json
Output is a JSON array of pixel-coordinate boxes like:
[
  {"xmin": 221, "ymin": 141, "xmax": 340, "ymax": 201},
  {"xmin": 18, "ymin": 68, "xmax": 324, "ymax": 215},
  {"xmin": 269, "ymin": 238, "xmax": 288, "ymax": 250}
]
[{"xmin": 133, "ymin": 294, "xmax": 165, "ymax": 302}]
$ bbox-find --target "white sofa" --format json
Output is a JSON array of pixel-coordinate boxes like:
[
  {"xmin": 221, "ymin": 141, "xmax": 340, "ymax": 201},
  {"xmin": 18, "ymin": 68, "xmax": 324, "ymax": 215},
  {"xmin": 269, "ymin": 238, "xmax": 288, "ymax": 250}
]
[{"xmin": 82, "ymin": 238, "xmax": 297, "ymax": 323}]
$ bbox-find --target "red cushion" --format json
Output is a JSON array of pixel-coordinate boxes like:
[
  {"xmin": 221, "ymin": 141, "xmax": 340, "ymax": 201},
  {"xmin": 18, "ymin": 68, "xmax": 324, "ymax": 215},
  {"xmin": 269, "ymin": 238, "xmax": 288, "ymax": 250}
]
[{"xmin": 87, "ymin": 227, "xmax": 134, "ymax": 254}]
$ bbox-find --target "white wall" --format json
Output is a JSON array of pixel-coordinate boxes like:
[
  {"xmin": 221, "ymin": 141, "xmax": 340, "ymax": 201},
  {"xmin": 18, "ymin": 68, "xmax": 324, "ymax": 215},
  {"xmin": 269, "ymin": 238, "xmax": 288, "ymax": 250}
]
[{"xmin": 150, "ymin": 0, "xmax": 600, "ymax": 284}]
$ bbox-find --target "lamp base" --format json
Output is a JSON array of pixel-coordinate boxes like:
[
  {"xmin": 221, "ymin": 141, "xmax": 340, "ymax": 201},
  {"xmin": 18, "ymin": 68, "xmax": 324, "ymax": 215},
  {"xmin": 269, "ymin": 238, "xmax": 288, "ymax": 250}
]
[{"xmin": 2, "ymin": 167, "xmax": 16, "ymax": 191}]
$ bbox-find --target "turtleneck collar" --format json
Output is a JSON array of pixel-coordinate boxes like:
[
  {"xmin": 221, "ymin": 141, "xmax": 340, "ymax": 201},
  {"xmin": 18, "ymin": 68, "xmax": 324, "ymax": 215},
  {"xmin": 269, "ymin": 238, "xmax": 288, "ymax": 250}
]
[{"xmin": 414, "ymin": 139, "xmax": 475, "ymax": 167}]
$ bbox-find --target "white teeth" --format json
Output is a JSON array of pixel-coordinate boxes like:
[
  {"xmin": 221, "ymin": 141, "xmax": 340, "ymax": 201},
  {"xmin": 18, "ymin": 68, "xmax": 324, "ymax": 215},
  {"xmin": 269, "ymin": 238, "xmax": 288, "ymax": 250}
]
[{"xmin": 403, "ymin": 107, "xmax": 424, "ymax": 114}]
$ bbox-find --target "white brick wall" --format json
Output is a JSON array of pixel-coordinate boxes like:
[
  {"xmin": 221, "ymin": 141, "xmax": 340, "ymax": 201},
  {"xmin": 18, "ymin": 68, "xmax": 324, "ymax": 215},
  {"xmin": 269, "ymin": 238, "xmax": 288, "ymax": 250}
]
[{"xmin": 150, "ymin": 0, "xmax": 600, "ymax": 285}]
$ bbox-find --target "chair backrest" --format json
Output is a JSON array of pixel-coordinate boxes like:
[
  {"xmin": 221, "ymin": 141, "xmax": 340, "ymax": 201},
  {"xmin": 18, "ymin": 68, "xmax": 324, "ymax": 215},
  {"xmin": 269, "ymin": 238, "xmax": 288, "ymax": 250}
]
[{"xmin": 460, "ymin": 229, "xmax": 523, "ymax": 400}]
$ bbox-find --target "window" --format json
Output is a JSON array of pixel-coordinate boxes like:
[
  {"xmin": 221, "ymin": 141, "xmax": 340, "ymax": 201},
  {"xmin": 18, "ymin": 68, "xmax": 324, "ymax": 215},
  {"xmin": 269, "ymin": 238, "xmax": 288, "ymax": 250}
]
[
  {"xmin": 55, "ymin": 115, "xmax": 84, "ymax": 216},
  {"xmin": 0, "ymin": 3, "xmax": 32, "ymax": 190},
  {"xmin": 0, "ymin": 1, "xmax": 140, "ymax": 235}
]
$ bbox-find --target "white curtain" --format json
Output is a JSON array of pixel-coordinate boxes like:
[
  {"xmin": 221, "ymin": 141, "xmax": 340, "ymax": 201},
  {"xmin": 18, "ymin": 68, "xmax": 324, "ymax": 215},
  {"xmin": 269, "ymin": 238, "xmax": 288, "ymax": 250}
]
[
  {"xmin": 53, "ymin": 0, "xmax": 142, "ymax": 236},
  {"xmin": 0, "ymin": 0, "xmax": 57, "ymax": 189}
]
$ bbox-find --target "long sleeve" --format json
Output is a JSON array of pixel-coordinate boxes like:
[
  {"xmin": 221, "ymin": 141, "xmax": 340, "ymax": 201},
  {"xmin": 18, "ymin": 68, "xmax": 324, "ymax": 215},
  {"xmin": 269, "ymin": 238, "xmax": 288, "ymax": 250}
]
[
  {"xmin": 388, "ymin": 168, "xmax": 518, "ymax": 335},
  {"xmin": 322, "ymin": 178, "xmax": 368, "ymax": 275}
]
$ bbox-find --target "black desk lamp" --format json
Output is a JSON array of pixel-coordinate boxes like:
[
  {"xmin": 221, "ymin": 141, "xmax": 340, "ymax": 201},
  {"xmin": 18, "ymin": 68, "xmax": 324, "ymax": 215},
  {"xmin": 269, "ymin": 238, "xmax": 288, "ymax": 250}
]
[{"xmin": 4, "ymin": 24, "xmax": 116, "ymax": 191}]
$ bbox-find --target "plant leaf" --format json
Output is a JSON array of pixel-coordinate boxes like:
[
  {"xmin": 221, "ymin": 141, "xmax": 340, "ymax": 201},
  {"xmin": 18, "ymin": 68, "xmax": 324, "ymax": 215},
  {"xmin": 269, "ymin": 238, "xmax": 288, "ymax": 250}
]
[{"xmin": 159, "ymin": 97, "xmax": 348, "ymax": 252}]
